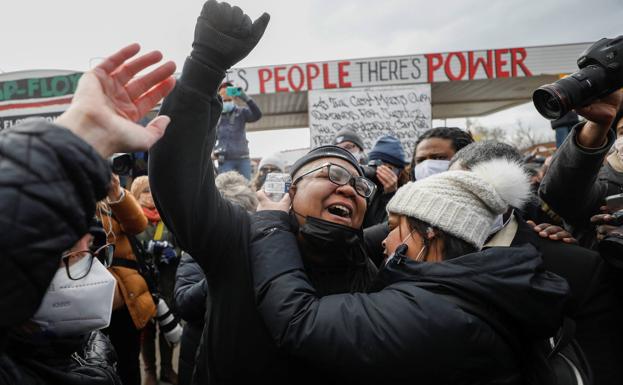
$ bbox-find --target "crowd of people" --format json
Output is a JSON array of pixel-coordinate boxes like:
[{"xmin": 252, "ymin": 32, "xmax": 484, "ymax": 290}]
[{"xmin": 2, "ymin": 1, "xmax": 623, "ymax": 385}]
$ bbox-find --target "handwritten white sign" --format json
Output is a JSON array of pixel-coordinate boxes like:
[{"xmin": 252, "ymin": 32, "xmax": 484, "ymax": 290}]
[{"xmin": 308, "ymin": 85, "xmax": 432, "ymax": 159}]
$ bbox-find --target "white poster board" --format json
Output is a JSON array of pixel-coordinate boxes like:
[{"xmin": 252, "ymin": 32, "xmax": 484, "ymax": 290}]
[{"xmin": 308, "ymin": 84, "xmax": 432, "ymax": 159}]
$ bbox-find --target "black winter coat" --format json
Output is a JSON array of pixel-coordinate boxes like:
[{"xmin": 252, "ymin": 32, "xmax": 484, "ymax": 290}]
[
  {"xmin": 539, "ymin": 124, "xmax": 620, "ymax": 248},
  {"xmin": 511, "ymin": 215, "xmax": 623, "ymax": 385},
  {"xmin": 250, "ymin": 210, "xmax": 570, "ymax": 384},
  {"xmin": 150, "ymin": 57, "xmax": 375, "ymax": 385},
  {"xmin": 0, "ymin": 121, "xmax": 117, "ymax": 385},
  {"xmin": 174, "ymin": 252, "xmax": 208, "ymax": 385},
  {"xmin": 1, "ymin": 331, "xmax": 121, "ymax": 385}
]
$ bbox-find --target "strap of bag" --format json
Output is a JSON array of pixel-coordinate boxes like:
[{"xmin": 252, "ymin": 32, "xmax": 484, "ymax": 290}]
[
  {"xmin": 111, "ymin": 258, "xmax": 140, "ymax": 270},
  {"xmin": 126, "ymin": 234, "xmax": 159, "ymax": 297},
  {"xmin": 154, "ymin": 221, "xmax": 165, "ymax": 241}
]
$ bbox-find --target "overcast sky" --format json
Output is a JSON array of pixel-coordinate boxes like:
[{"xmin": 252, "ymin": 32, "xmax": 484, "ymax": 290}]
[{"xmin": 5, "ymin": 0, "xmax": 623, "ymax": 157}]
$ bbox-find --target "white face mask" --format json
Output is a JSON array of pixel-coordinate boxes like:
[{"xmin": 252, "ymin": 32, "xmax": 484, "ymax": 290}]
[
  {"xmin": 488, "ymin": 214, "xmax": 505, "ymax": 235},
  {"xmin": 413, "ymin": 159, "xmax": 451, "ymax": 181},
  {"xmin": 222, "ymin": 101, "xmax": 235, "ymax": 114},
  {"xmin": 31, "ymin": 258, "xmax": 116, "ymax": 337}
]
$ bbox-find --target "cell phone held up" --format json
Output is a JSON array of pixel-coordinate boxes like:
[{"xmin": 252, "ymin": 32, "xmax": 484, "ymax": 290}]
[
  {"xmin": 226, "ymin": 86, "xmax": 242, "ymax": 97},
  {"xmin": 263, "ymin": 173, "xmax": 292, "ymax": 202}
]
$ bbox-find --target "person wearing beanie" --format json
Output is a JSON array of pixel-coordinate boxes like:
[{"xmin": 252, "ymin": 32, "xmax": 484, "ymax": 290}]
[
  {"xmin": 251, "ymin": 152, "xmax": 287, "ymax": 191},
  {"xmin": 363, "ymin": 136, "xmax": 408, "ymax": 228},
  {"xmin": 248, "ymin": 158, "xmax": 570, "ymax": 383},
  {"xmin": 452, "ymin": 141, "xmax": 623, "ymax": 385},
  {"xmin": 149, "ymin": 4, "xmax": 381, "ymax": 379},
  {"xmin": 333, "ymin": 128, "xmax": 366, "ymax": 164}
]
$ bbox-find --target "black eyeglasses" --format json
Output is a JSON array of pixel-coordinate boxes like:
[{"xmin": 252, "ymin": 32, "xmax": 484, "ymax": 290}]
[
  {"xmin": 61, "ymin": 243, "xmax": 114, "ymax": 280},
  {"xmin": 293, "ymin": 163, "xmax": 376, "ymax": 199}
]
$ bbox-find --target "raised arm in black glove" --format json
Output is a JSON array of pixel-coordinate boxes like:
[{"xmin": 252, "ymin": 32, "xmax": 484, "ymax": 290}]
[{"xmin": 191, "ymin": 0, "xmax": 270, "ymax": 72}]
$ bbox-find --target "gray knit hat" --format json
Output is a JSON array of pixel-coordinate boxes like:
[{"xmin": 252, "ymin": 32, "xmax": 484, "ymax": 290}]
[{"xmin": 386, "ymin": 158, "xmax": 531, "ymax": 249}]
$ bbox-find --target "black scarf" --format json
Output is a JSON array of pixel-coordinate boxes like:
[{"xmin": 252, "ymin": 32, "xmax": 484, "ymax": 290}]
[{"xmin": 296, "ymin": 215, "xmax": 377, "ymax": 295}]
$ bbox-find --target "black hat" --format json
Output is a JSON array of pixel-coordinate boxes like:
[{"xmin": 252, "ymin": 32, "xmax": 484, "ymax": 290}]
[
  {"xmin": 333, "ymin": 128, "xmax": 365, "ymax": 152},
  {"xmin": 290, "ymin": 145, "xmax": 364, "ymax": 178}
]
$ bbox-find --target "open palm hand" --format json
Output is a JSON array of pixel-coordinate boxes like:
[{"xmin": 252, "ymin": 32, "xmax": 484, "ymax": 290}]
[{"xmin": 58, "ymin": 44, "xmax": 176, "ymax": 157}]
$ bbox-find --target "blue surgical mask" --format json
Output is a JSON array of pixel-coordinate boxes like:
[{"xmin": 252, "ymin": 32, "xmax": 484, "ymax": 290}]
[
  {"xmin": 222, "ymin": 101, "xmax": 235, "ymax": 114},
  {"xmin": 413, "ymin": 159, "xmax": 450, "ymax": 181}
]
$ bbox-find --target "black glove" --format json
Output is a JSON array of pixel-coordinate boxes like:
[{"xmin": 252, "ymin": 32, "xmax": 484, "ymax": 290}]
[{"xmin": 191, "ymin": 0, "xmax": 270, "ymax": 72}]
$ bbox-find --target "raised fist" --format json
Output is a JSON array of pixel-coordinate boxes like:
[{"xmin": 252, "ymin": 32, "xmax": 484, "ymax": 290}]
[{"xmin": 191, "ymin": 0, "xmax": 270, "ymax": 72}]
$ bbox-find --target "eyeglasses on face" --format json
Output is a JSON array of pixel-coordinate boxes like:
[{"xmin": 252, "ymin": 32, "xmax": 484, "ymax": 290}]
[
  {"xmin": 61, "ymin": 243, "xmax": 114, "ymax": 280},
  {"xmin": 293, "ymin": 163, "xmax": 376, "ymax": 199}
]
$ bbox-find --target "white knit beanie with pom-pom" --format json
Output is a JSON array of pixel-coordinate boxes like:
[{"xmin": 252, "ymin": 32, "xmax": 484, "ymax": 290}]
[{"xmin": 386, "ymin": 158, "xmax": 531, "ymax": 249}]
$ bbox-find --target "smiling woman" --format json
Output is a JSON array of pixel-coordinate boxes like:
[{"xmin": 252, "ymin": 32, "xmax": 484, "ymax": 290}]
[{"xmin": 249, "ymin": 157, "xmax": 571, "ymax": 384}]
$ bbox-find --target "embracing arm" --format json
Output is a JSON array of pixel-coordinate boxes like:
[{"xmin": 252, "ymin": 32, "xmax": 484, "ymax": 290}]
[{"xmin": 250, "ymin": 211, "xmax": 489, "ymax": 379}]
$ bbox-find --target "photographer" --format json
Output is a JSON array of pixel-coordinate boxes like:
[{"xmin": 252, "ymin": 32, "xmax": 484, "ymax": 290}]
[
  {"xmin": 0, "ymin": 44, "xmax": 176, "ymax": 385},
  {"xmin": 362, "ymin": 136, "xmax": 408, "ymax": 228},
  {"xmin": 131, "ymin": 176, "xmax": 180, "ymax": 385},
  {"xmin": 215, "ymin": 81, "xmax": 262, "ymax": 179},
  {"xmin": 539, "ymin": 91, "xmax": 623, "ymax": 249},
  {"xmin": 96, "ymin": 174, "xmax": 154, "ymax": 385}
]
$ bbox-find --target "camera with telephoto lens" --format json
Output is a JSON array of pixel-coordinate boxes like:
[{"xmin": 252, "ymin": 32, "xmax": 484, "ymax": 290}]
[
  {"xmin": 145, "ymin": 240, "xmax": 177, "ymax": 264},
  {"xmin": 108, "ymin": 153, "xmax": 135, "ymax": 176},
  {"xmin": 533, "ymin": 36, "xmax": 623, "ymax": 120},
  {"xmin": 145, "ymin": 240, "xmax": 173, "ymax": 255},
  {"xmin": 154, "ymin": 296, "xmax": 183, "ymax": 345}
]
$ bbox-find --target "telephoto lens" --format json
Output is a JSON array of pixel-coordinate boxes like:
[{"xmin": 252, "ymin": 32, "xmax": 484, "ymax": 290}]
[
  {"xmin": 533, "ymin": 36, "xmax": 623, "ymax": 120},
  {"xmin": 533, "ymin": 66, "xmax": 610, "ymax": 120},
  {"xmin": 155, "ymin": 298, "xmax": 183, "ymax": 345}
]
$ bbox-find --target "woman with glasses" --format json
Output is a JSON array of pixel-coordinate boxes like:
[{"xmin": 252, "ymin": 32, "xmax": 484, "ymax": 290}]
[
  {"xmin": 0, "ymin": 44, "xmax": 175, "ymax": 385},
  {"xmin": 250, "ymin": 158, "xmax": 570, "ymax": 384}
]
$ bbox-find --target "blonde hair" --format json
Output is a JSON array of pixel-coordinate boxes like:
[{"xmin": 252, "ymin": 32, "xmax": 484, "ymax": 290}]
[
  {"xmin": 130, "ymin": 176, "xmax": 150, "ymax": 200},
  {"xmin": 215, "ymin": 171, "xmax": 258, "ymax": 212}
]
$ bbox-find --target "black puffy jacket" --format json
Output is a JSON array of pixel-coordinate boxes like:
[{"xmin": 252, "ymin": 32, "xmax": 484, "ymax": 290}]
[
  {"xmin": 0, "ymin": 121, "xmax": 117, "ymax": 385},
  {"xmin": 250, "ymin": 210, "xmax": 570, "ymax": 384},
  {"xmin": 1, "ymin": 331, "xmax": 121, "ymax": 385},
  {"xmin": 174, "ymin": 252, "xmax": 208, "ymax": 385},
  {"xmin": 150, "ymin": 57, "xmax": 376, "ymax": 384}
]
